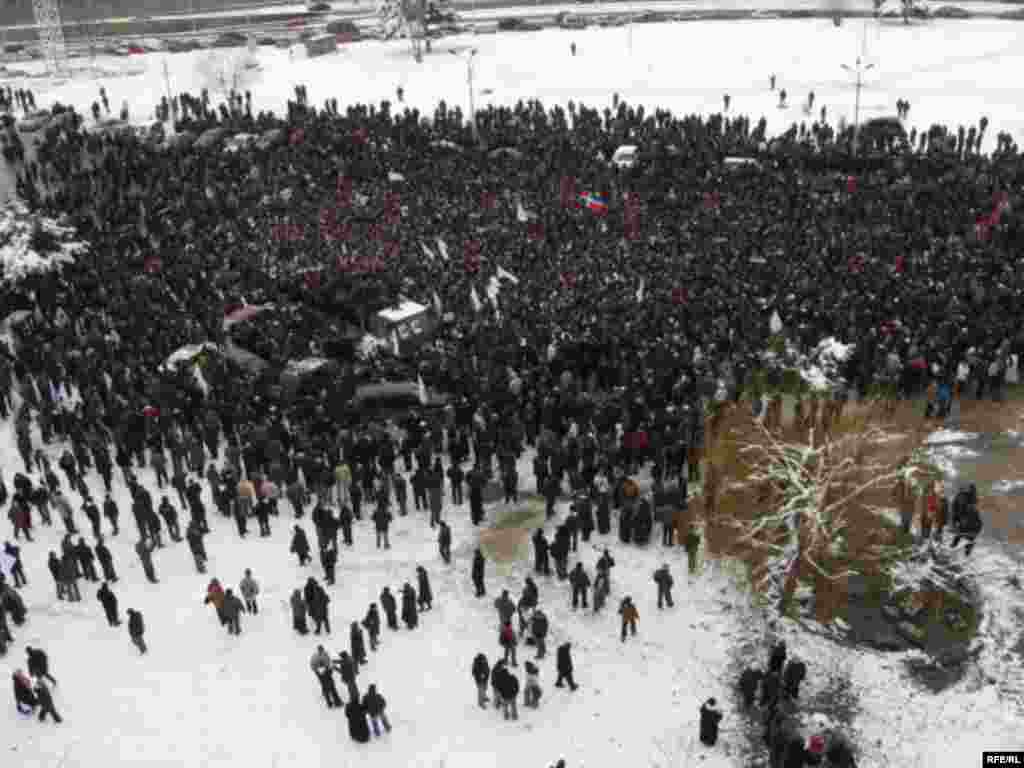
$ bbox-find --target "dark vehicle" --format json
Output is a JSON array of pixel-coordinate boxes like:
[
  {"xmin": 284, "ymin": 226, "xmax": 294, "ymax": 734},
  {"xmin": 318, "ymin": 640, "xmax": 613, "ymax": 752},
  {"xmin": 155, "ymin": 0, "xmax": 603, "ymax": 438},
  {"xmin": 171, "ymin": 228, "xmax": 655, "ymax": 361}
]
[
  {"xmin": 497, "ymin": 18, "xmax": 543, "ymax": 31},
  {"xmin": 213, "ymin": 31, "xmax": 247, "ymax": 48},
  {"xmin": 326, "ymin": 19, "xmax": 361, "ymax": 37},
  {"xmin": 350, "ymin": 381, "xmax": 450, "ymax": 422},
  {"xmin": 308, "ymin": 1, "xmax": 332, "ymax": 11}
]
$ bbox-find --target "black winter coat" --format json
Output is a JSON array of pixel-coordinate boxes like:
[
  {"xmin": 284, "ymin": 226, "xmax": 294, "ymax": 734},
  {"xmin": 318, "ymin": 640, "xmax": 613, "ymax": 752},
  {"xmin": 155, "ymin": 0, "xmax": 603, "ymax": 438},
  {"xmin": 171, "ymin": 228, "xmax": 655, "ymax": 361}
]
[
  {"xmin": 345, "ymin": 700, "xmax": 370, "ymax": 743},
  {"xmin": 128, "ymin": 610, "xmax": 144, "ymax": 637},
  {"xmin": 472, "ymin": 654, "xmax": 490, "ymax": 685}
]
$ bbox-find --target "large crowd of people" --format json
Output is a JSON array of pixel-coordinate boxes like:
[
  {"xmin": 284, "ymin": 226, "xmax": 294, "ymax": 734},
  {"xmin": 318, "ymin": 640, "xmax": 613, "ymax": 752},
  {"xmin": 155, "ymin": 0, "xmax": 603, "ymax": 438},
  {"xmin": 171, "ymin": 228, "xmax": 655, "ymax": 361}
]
[{"xmin": 1, "ymin": 68, "xmax": 1021, "ymax": 766}]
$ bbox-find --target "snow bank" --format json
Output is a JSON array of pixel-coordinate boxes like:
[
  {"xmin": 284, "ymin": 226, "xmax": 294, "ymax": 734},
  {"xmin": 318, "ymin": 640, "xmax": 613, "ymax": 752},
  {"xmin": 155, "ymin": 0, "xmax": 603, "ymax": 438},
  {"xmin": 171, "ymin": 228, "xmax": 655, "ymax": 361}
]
[
  {"xmin": 926, "ymin": 429, "xmax": 979, "ymax": 445},
  {"xmin": 0, "ymin": 201, "xmax": 87, "ymax": 285}
]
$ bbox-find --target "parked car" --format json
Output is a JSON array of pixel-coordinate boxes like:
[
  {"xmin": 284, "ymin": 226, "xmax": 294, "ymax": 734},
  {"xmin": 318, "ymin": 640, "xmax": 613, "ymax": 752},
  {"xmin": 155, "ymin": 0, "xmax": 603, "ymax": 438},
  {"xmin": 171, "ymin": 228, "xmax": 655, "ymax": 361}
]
[
  {"xmin": 213, "ymin": 31, "xmax": 247, "ymax": 48},
  {"xmin": 933, "ymin": 5, "xmax": 970, "ymax": 17},
  {"xmin": 497, "ymin": 17, "xmax": 542, "ymax": 31},
  {"xmin": 308, "ymin": 1, "xmax": 332, "ymax": 11}
]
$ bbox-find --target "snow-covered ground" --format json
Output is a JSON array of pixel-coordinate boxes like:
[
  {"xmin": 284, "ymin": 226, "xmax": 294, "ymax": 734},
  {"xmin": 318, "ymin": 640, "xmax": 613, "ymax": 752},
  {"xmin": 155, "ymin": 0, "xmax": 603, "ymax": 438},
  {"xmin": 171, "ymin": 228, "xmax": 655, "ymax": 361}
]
[{"xmin": 9, "ymin": 19, "xmax": 1024, "ymax": 155}]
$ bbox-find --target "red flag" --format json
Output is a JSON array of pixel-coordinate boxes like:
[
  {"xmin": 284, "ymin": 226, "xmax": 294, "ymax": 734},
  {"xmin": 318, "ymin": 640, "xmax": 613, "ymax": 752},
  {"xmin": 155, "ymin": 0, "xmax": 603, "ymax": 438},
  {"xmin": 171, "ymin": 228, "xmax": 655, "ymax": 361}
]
[
  {"xmin": 624, "ymin": 215, "xmax": 640, "ymax": 241},
  {"xmin": 336, "ymin": 175, "xmax": 352, "ymax": 207},
  {"xmin": 142, "ymin": 405, "xmax": 160, "ymax": 418},
  {"xmin": 560, "ymin": 176, "xmax": 577, "ymax": 208},
  {"xmin": 560, "ymin": 271, "xmax": 577, "ymax": 290},
  {"xmin": 289, "ymin": 128, "xmax": 305, "ymax": 146},
  {"xmin": 336, "ymin": 32, "xmax": 353, "ymax": 44},
  {"xmin": 367, "ymin": 223, "xmax": 383, "ymax": 242},
  {"xmin": 671, "ymin": 286, "xmax": 688, "ymax": 305},
  {"xmin": 352, "ymin": 127, "xmax": 368, "ymax": 144},
  {"xmin": 846, "ymin": 175, "xmax": 857, "ymax": 194},
  {"xmin": 481, "ymin": 190, "xmax": 497, "ymax": 210},
  {"xmin": 527, "ymin": 221, "xmax": 545, "ymax": 241},
  {"xmin": 304, "ymin": 270, "xmax": 322, "ymax": 291},
  {"xmin": 703, "ymin": 191, "xmax": 720, "ymax": 211},
  {"xmin": 894, "ymin": 254, "xmax": 905, "ymax": 274},
  {"xmin": 464, "ymin": 240, "xmax": 481, "ymax": 273},
  {"xmin": 848, "ymin": 255, "xmax": 865, "ymax": 274},
  {"xmin": 143, "ymin": 255, "xmax": 163, "ymax": 274},
  {"xmin": 975, "ymin": 216, "xmax": 991, "ymax": 242},
  {"xmin": 382, "ymin": 240, "xmax": 399, "ymax": 263}
]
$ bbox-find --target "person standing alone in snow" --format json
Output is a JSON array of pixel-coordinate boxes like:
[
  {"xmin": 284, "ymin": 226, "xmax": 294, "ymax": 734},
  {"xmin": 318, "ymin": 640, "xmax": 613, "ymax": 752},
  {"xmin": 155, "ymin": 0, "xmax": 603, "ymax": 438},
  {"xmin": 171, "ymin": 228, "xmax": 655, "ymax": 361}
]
[
  {"xmin": 618, "ymin": 596, "xmax": 638, "ymax": 642},
  {"xmin": 127, "ymin": 608, "xmax": 147, "ymax": 654},
  {"xmin": 555, "ymin": 642, "xmax": 577, "ymax": 691},
  {"xmin": 654, "ymin": 564, "xmax": 674, "ymax": 609},
  {"xmin": 699, "ymin": 698, "xmax": 722, "ymax": 746}
]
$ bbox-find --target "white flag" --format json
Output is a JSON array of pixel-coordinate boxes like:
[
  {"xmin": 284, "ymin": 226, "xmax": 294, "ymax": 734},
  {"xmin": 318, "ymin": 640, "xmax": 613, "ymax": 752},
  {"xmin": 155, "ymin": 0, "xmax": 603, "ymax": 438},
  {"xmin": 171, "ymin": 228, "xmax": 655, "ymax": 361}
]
[
  {"xmin": 432, "ymin": 290, "xmax": 443, "ymax": 314},
  {"xmin": 486, "ymin": 275, "xmax": 501, "ymax": 303},
  {"xmin": 436, "ymin": 238, "xmax": 449, "ymax": 262},
  {"xmin": 421, "ymin": 242, "xmax": 435, "ymax": 261},
  {"xmin": 470, "ymin": 285, "xmax": 482, "ymax": 313},
  {"xmin": 387, "ymin": 171, "xmax": 405, "ymax": 182},
  {"xmin": 635, "ymin": 278, "xmax": 645, "ymax": 302},
  {"xmin": 417, "ymin": 374, "xmax": 428, "ymax": 405},
  {"xmin": 496, "ymin": 265, "xmax": 519, "ymax": 284},
  {"xmin": 770, "ymin": 310, "xmax": 783, "ymax": 335},
  {"xmin": 516, "ymin": 200, "xmax": 536, "ymax": 222},
  {"xmin": 391, "ymin": 329, "xmax": 400, "ymax": 356}
]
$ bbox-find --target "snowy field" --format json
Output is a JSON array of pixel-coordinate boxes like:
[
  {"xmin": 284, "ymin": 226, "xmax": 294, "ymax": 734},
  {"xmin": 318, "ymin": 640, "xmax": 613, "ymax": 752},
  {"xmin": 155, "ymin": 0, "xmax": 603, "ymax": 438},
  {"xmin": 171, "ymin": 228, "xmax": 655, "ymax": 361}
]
[
  {"xmin": 4, "ymin": 15, "xmax": 1024, "ymax": 768},
  {"xmin": 8, "ymin": 19, "xmax": 1024, "ymax": 155}
]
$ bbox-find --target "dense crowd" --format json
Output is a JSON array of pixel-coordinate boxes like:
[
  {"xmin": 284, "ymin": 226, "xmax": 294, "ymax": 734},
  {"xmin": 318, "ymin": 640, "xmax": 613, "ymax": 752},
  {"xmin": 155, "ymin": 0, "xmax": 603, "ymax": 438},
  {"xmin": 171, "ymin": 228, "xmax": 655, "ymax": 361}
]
[{"xmin": 1, "ymin": 71, "xmax": 1021, "ymax": 767}]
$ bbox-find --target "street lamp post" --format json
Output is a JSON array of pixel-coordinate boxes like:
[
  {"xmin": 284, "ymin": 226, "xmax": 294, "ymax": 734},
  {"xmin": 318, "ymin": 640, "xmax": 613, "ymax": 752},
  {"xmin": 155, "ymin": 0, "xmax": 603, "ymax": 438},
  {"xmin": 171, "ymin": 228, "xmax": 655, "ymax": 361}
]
[
  {"xmin": 450, "ymin": 47, "xmax": 478, "ymax": 138},
  {"xmin": 841, "ymin": 56, "xmax": 874, "ymax": 142}
]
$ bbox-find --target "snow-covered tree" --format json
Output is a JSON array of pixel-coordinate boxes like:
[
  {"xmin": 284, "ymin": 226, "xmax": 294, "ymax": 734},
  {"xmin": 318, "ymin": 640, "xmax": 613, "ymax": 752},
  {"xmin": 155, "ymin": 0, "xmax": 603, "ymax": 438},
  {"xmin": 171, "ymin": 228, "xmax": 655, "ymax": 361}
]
[
  {"xmin": 730, "ymin": 425, "xmax": 910, "ymax": 611},
  {"xmin": 195, "ymin": 49, "xmax": 263, "ymax": 103},
  {"xmin": 0, "ymin": 201, "xmax": 87, "ymax": 286}
]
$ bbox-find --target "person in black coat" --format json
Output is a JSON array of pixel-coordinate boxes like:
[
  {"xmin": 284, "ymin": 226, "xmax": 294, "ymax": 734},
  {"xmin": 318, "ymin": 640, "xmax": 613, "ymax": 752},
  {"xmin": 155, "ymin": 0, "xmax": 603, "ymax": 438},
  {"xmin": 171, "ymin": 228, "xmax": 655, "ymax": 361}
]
[
  {"xmin": 738, "ymin": 667, "xmax": 763, "ymax": 710},
  {"xmin": 350, "ymin": 621, "xmax": 368, "ymax": 666},
  {"xmin": 472, "ymin": 548, "xmax": 486, "ymax": 597},
  {"xmin": 361, "ymin": 683, "xmax": 391, "ymax": 736},
  {"xmin": 75, "ymin": 538, "xmax": 98, "ymax": 582},
  {"xmin": 699, "ymin": 698, "xmax": 722, "ymax": 746},
  {"xmin": 472, "ymin": 652, "xmax": 491, "ymax": 708},
  {"xmin": 362, "ymin": 604, "xmax": 381, "ymax": 651},
  {"xmin": 416, "ymin": 566, "xmax": 433, "ymax": 610},
  {"xmin": 761, "ymin": 669, "xmax": 781, "ymax": 708},
  {"xmin": 380, "ymin": 587, "xmax": 399, "ymax": 630},
  {"xmin": 95, "ymin": 537, "xmax": 118, "ymax": 582},
  {"xmin": 305, "ymin": 578, "xmax": 331, "ymax": 635},
  {"xmin": 35, "ymin": 678, "xmax": 62, "ymax": 723},
  {"xmin": 26, "ymin": 646, "xmax": 57, "ymax": 685},
  {"xmin": 321, "ymin": 543, "xmax": 338, "ymax": 586},
  {"xmin": 497, "ymin": 665, "xmax": 520, "ymax": 720},
  {"xmin": 290, "ymin": 525, "xmax": 312, "ymax": 566},
  {"xmin": 569, "ymin": 563, "xmax": 590, "ymax": 610},
  {"xmin": 185, "ymin": 521, "xmax": 207, "ymax": 574},
  {"xmin": 97, "ymin": 581, "xmax": 120, "ymax": 626},
  {"xmin": 437, "ymin": 520, "xmax": 452, "ymax": 564},
  {"xmin": 532, "ymin": 529, "xmax": 550, "ymax": 576},
  {"xmin": 768, "ymin": 641, "xmax": 787, "ymax": 675},
  {"xmin": 554, "ymin": 642, "xmax": 577, "ymax": 691},
  {"xmin": 400, "ymin": 582, "xmax": 418, "ymax": 629},
  {"xmin": 336, "ymin": 650, "xmax": 360, "ymax": 702},
  {"xmin": 782, "ymin": 658, "xmax": 807, "ymax": 700},
  {"xmin": 127, "ymin": 609, "xmax": 146, "ymax": 654},
  {"xmin": 345, "ymin": 698, "xmax": 371, "ymax": 743}
]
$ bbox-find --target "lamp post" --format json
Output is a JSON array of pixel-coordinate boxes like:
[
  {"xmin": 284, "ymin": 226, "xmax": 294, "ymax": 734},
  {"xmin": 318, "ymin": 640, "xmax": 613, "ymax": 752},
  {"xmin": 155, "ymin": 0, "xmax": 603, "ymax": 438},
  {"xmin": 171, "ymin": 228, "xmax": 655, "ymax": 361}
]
[
  {"xmin": 449, "ymin": 47, "xmax": 478, "ymax": 138},
  {"xmin": 841, "ymin": 56, "xmax": 874, "ymax": 141}
]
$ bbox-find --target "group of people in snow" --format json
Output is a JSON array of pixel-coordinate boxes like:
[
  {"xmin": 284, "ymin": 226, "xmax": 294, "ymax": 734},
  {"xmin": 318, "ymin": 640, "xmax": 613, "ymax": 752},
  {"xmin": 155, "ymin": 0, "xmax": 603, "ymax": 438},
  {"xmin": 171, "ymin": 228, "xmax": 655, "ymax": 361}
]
[{"xmin": 3, "ymin": 68, "xmax": 1018, "ymax": 758}]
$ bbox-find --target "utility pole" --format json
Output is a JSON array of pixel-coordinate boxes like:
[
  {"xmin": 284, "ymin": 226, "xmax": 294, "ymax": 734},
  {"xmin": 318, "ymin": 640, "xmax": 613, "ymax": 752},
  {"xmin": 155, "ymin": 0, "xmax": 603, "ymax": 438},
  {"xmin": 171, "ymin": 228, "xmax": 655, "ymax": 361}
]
[
  {"xmin": 841, "ymin": 56, "xmax": 874, "ymax": 145},
  {"xmin": 449, "ymin": 47, "xmax": 477, "ymax": 139}
]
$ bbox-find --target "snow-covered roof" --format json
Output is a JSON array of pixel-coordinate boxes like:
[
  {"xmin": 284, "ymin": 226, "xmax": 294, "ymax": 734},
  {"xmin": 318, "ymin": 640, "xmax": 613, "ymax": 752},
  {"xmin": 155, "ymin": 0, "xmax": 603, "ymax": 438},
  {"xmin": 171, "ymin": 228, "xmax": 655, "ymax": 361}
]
[
  {"xmin": 161, "ymin": 342, "xmax": 220, "ymax": 372},
  {"xmin": 376, "ymin": 300, "xmax": 427, "ymax": 323},
  {"xmin": 0, "ymin": 201, "xmax": 87, "ymax": 285}
]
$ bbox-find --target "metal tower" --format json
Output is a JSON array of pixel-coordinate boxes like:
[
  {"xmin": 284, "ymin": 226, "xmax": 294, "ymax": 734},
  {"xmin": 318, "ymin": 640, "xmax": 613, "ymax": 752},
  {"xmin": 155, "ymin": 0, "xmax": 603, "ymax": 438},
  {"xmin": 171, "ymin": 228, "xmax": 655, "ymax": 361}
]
[{"xmin": 32, "ymin": 0, "xmax": 70, "ymax": 76}]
